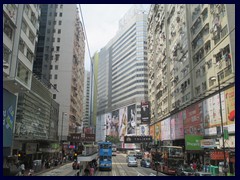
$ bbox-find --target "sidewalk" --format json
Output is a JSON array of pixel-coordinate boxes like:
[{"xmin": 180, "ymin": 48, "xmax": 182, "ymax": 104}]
[{"xmin": 23, "ymin": 161, "xmax": 72, "ymax": 176}]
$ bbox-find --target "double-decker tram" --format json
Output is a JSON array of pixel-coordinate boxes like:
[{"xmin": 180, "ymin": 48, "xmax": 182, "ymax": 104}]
[
  {"xmin": 151, "ymin": 146, "xmax": 184, "ymax": 175},
  {"xmin": 98, "ymin": 142, "xmax": 112, "ymax": 171}
]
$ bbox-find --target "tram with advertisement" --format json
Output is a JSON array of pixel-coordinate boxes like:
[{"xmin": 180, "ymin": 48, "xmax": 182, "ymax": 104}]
[
  {"xmin": 98, "ymin": 142, "xmax": 112, "ymax": 171},
  {"xmin": 150, "ymin": 146, "xmax": 184, "ymax": 175}
]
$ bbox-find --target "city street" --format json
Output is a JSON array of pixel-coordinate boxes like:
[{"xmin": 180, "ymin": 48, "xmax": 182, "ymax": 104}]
[
  {"xmin": 96, "ymin": 153, "xmax": 166, "ymax": 176},
  {"xmin": 35, "ymin": 153, "xmax": 167, "ymax": 176}
]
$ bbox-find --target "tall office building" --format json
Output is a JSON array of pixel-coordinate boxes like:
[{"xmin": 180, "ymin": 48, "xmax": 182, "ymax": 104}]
[
  {"xmin": 148, "ymin": 4, "xmax": 235, "ymax": 167},
  {"xmin": 83, "ymin": 70, "xmax": 91, "ymax": 127},
  {"xmin": 34, "ymin": 4, "xmax": 85, "ymax": 140},
  {"xmin": 96, "ymin": 5, "xmax": 149, "ymax": 143}
]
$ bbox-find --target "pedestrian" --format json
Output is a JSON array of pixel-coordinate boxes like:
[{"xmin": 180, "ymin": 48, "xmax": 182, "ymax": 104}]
[
  {"xmin": 20, "ymin": 162, "xmax": 25, "ymax": 176},
  {"xmin": 84, "ymin": 168, "xmax": 90, "ymax": 176},
  {"xmin": 90, "ymin": 166, "xmax": 94, "ymax": 176}
]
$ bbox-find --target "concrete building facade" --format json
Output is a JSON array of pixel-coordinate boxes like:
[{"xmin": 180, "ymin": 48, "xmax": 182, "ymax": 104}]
[
  {"xmin": 148, "ymin": 4, "xmax": 235, "ymax": 172},
  {"xmin": 83, "ymin": 70, "xmax": 90, "ymax": 127},
  {"xmin": 33, "ymin": 4, "xmax": 85, "ymax": 140}
]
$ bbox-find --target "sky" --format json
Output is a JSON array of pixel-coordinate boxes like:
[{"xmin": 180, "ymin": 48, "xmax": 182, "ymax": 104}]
[{"xmin": 79, "ymin": 4, "xmax": 151, "ymax": 71}]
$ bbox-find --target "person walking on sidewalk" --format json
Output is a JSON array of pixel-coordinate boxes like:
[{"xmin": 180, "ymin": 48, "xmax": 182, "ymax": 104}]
[
  {"xmin": 90, "ymin": 166, "xmax": 94, "ymax": 176},
  {"xmin": 20, "ymin": 162, "xmax": 25, "ymax": 176}
]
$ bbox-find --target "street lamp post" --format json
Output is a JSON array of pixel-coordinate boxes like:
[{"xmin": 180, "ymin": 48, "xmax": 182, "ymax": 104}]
[{"xmin": 216, "ymin": 74, "xmax": 227, "ymax": 176}]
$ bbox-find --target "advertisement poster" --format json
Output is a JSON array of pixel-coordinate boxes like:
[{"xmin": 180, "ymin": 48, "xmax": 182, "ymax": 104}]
[
  {"xmin": 119, "ymin": 107, "xmax": 128, "ymax": 141},
  {"xmin": 105, "ymin": 113, "xmax": 112, "ymax": 136},
  {"xmin": 161, "ymin": 117, "xmax": 171, "ymax": 140},
  {"xmin": 183, "ymin": 102, "xmax": 204, "ymax": 135},
  {"xmin": 112, "ymin": 110, "xmax": 119, "ymax": 137},
  {"xmin": 155, "ymin": 121, "xmax": 161, "ymax": 141},
  {"xmin": 127, "ymin": 104, "xmax": 136, "ymax": 135},
  {"xmin": 203, "ymin": 92, "xmax": 227, "ymax": 128},
  {"xmin": 3, "ymin": 89, "xmax": 17, "ymax": 148},
  {"xmin": 170, "ymin": 111, "xmax": 184, "ymax": 140},
  {"xmin": 139, "ymin": 124, "xmax": 149, "ymax": 136},
  {"xmin": 150, "ymin": 125, "xmax": 155, "ymax": 142},
  {"xmin": 141, "ymin": 101, "xmax": 150, "ymax": 123},
  {"xmin": 224, "ymin": 87, "xmax": 235, "ymax": 125}
]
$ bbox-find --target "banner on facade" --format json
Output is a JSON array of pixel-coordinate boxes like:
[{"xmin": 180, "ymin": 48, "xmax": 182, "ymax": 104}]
[
  {"xmin": 141, "ymin": 101, "xmax": 150, "ymax": 123},
  {"xmin": 200, "ymin": 139, "xmax": 216, "ymax": 148},
  {"xmin": 124, "ymin": 136, "xmax": 152, "ymax": 143},
  {"xmin": 185, "ymin": 135, "xmax": 203, "ymax": 150}
]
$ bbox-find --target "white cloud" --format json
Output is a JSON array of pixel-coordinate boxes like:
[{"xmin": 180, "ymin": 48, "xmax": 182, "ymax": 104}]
[{"xmin": 80, "ymin": 4, "xmax": 139, "ymax": 70}]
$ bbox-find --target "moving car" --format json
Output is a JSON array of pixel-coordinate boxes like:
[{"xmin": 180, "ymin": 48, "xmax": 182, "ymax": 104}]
[
  {"xmin": 127, "ymin": 156, "xmax": 138, "ymax": 167},
  {"xmin": 175, "ymin": 165, "xmax": 195, "ymax": 176},
  {"xmin": 136, "ymin": 152, "xmax": 143, "ymax": 159},
  {"xmin": 140, "ymin": 159, "xmax": 151, "ymax": 168}
]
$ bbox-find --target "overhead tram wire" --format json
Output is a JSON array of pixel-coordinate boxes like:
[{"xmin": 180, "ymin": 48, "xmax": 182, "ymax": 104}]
[
  {"xmin": 78, "ymin": 4, "xmax": 99, "ymax": 127},
  {"xmin": 78, "ymin": 4, "xmax": 98, "ymax": 90}
]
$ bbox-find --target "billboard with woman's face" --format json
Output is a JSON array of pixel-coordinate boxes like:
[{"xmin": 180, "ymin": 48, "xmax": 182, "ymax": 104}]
[
  {"xmin": 111, "ymin": 110, "xmax": 119, "ymax": 137},
  {"xmin": 119, "ymin": 107, "xmax": 128, "ymax": 141},
  {"xmin": 127, "ymin": 104, "xmax": 136, "ymax": 135}
]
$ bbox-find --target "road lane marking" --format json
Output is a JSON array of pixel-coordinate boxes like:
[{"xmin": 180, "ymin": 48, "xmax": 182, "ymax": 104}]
[{"xmin": 112, "ymin": 170, "xmax": 116, "ymax": 176}]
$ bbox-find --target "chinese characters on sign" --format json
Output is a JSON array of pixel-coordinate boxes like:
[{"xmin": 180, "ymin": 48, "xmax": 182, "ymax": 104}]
[{"xmin": 124, "ymin": 136, "xmax": 152, "ymax": 143}]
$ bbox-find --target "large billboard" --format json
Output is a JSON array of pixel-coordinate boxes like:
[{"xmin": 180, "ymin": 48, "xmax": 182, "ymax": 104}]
[
  {"xmin": 127, "ymin": 104, "xmax": 136, "ymax": 135},
  {"xmin": 141, "ymin": 101, "xmax": 150, "ymax": 123},
  {"xmin": 170, "ymin": 111, "xmax": 184, "ymax": 140},
  {"xmin": 224, "ymin": 87, "xmax": 235, "ymax": 125},
  {"xmin": 161, "ymin": 117, "xmax": 171, "ymax": 140},
  {"xmin": 150, "ymin": 125, "xmax": 155, "ymax": 141},
  {"xmin": 183, "ymin": 102, "xmax": 204, "ymax": 136},
  {"xmin": 3, "ymin": 89, "xmax": 17, "ymax": 148},
  {"xmin": 139, "ymin": 124, "xmax": 149, "ymax": 136},
  {"xmin": 119, "ymin": 107, "xmax": 128, "ymax": 141},
  {"xmin": 155, "ymin": 121, "xmax": 161, "ymax": 141},
  {"xmin": 111, "ymin": 110, "xmax": 119, "ymax": 137},
  {"xmin": 105, "ymin": 113, "xmax": 112, "ymax": 136},
  {"xmin": 203, "ymin": 92, "xmax": 227, "ymax": 128}
]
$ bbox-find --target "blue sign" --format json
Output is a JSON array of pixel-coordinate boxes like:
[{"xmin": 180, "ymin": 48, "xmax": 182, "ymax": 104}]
[{"xmin": 3, "ymin": 89, "xmax": 17, "ymax": 147}]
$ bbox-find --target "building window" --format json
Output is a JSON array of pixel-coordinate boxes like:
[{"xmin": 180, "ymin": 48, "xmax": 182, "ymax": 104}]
[
  {"xmin": 50, "ymin": 65, "xmax": 52, "ymax": 70},
  {"xmin": 26, "ymin": 48, "xmax": 33, "ymax": 62},
  {"xmin": 60, "ymin": 12, "xmax": 63, "ymax": 17},
  {"xmin": 19, "ymin": 39, "xmax": 25, "ymax": 54},
  {"xmin": 56, "ymin": 46, "xmax": 60, "ymax": 51},
  {"xmin": 22, "ymin": 20, "xmax": 27, "ymax": 34},
  {"xmin": 55, "ymin": 12, "xmax": 57, "ymax": 16},
  {"xmin": 48, "ymin": 20, "xmax": 51, "ymax": 25},
  {"xmin": 50, "ymin": 74, "xmax": 52, "ymax": 79},
  {"xmin": 3, "ymin": 45, "xmax": 11, "ymax": 63},
  {"xmin": 54, "ymin": 74, "xmax": 58, "ymax": 79},
  {"xmin": 17, "ymin": 62, "xmax": 30, "ymax": 85},
  {"xmin": 58, "ymin": 29, "xmax": 61, "ymax": 34},
  {"xmin": 4, "ymin": 20, "xmax": 14, "ymax": 40},
  {"xmin": 60, "ymin": 4, "xmax": 63, "ymax": 8},
  {"xmin": 55, "ymin": 54, "xmax": 60, "ymax": 61},
  {"xmin": 57, "ymin": 38, "xmax": 61, "ymax": 42},
  {"xmin": 53, "ymin": 94, "xmax": 56, "ymax": 99},
  {"xmin": 29, "ymin": 30, "xmax": 35, "ymax": 44},
  {"xmin": 54, "ymin": 84, "xmax": 57, "ymax": 89},
  {"xmin": 59, "ymin": 21, "xmax": 62, "ymax": 25},
  {"xmin": 55, "ymin": 65, "xmax": 58, "ymax": 70}
]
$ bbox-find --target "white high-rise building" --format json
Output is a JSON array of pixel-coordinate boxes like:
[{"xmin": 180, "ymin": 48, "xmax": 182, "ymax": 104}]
[{"xmin": 97, "ymin": 5, "xmax": 149, "ymax": 142}]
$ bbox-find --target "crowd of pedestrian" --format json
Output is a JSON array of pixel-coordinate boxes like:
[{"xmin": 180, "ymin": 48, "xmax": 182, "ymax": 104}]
[{"xmin": 83, "ymin": 159, "xmax": 98, "ymax": 176}]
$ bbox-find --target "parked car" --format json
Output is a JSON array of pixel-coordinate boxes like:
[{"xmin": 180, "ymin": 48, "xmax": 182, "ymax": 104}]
[
  {"xmin": 140, "ymin": 159, "xmax": 151, "ymax": 168},
  {"xmin": 127, "ymin": 156, "xmax": 138, "ymax": 167},
  {"xmin": 136, "ymin": 152, "xmax": 143, "ymax": 159},
  {"xmin": 175, "ymin": 165, "xmax": 195, "ymax": 176},
  {"xmin": 194, "ymin": 172, "xmax": 212, "ymax": 176}
]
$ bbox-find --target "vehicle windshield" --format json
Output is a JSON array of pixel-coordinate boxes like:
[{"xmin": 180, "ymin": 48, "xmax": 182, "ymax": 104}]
[{"xmin": 129, "ymin": 157, "xmax": 136, "ymax": 161}]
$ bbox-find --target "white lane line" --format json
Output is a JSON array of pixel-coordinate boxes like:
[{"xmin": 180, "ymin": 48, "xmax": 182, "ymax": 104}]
[{"xmin": 112, "ymin": 170, "xmax": 116, "ymax": 176}]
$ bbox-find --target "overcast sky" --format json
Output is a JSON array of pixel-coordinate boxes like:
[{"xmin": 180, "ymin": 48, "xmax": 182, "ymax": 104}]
[{"xmin": 79, "ymin": 4, "xmax": 151, "ymax": 71}]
